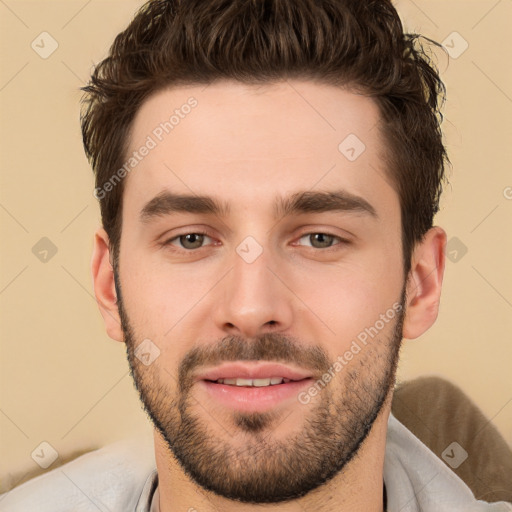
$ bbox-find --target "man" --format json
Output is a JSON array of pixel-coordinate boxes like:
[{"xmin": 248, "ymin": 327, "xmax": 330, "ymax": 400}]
[{"xmin": 1, "ymin": 0, "xmax": 511, "ymax": 511}]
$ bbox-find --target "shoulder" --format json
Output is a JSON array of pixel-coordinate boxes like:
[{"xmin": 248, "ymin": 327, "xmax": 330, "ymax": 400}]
[
  {"xmin": 0, "ymin": 436, "xmax": 156, "ymax": 512},
  {"xmin": 385, "ymin": 412, "xmax": 512, "ymax": 512}
]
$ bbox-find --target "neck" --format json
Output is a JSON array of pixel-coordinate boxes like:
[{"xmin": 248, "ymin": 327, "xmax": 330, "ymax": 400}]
[{"xmin": 154, "ymin": 398, "xmax": 391, "ymax": 512}]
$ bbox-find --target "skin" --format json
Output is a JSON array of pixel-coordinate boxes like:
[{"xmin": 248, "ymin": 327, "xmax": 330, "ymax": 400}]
[{"xmin": 92, "ymin": 80, "xmax": 446, "ymax": 512}]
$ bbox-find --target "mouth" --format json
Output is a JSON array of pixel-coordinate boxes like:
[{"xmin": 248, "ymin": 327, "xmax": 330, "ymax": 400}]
[
  {"xmin": 198, "ymin": 377, "xmax": 314, "ymax": 413},
  {"xmin": 195, "ymin": 361, "xmax": 313, "ymax": 384},
  {"xmin": 204, "ymin": 376, "xmax": 307, "ymax": 386},
  {"xmin": 194, "ymin": 362, "xmax": 315, "ymax": 412}
]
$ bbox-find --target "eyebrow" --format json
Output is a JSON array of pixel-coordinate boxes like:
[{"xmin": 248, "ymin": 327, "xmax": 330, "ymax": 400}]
[{"xmin": 139, "ymin": 189, "xmax": 378, "ymax": 224}]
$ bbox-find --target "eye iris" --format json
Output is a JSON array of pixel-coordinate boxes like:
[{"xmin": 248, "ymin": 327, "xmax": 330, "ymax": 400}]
[
  {"xmin": 180, "ymin": 233, "xmax": 204, "ymax": 249},
  {"xmin": 311, "ymin": 233, "xmax": 334, "ymax": 248}
]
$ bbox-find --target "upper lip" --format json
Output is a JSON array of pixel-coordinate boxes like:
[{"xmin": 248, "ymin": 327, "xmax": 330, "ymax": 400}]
[{"xmin": 195, "ymin": 363, "xmax": 313, "ymax": 382}]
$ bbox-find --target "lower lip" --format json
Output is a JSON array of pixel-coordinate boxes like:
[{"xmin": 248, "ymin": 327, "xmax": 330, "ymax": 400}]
[{"xmin": 198, "ymin": 379, "xmax": 313, "ymax": 413}]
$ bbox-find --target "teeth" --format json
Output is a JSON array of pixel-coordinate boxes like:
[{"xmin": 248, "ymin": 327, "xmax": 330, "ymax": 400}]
[{"xmin": 215, "ymin": 377, "xmax": 292, "ymax": 386}]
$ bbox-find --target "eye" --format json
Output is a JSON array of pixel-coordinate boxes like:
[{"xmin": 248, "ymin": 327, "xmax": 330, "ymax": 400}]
[
  {"xmin": 161, "ymin": 231, "xmax": 349, "ymax": 252},
  {"xmin": 296, "ymin": 232, "xmax": 348, "ymax": 249},
  {"xmin": 164, "ymin": 231, "xmax": 214, "ymax": 250}
]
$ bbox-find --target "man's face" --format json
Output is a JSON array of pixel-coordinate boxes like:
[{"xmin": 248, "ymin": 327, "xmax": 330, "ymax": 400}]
[{"xmin": 116, "ymin": 80, "xmax": 406, "ymax": 503}]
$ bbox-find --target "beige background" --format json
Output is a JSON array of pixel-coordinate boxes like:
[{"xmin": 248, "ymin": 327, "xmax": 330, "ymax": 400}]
[{"xmin": 0, "ymin": 0, "xmax": 511, "ymax": 494}]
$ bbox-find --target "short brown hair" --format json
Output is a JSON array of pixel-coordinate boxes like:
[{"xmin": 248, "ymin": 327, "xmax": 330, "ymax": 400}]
[{"xmin": 81, "ymin": 0, "xmax": 448, "ymax": 276}]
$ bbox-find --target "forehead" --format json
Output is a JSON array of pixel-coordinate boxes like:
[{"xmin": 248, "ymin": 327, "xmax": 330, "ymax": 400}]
[{"xmin": 122, "ymin": 80, "xmax": 396, "ymax": 220}]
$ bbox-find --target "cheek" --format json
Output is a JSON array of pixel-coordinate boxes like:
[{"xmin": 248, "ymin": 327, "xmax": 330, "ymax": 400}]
[
  {"xmin": 119, "ymin": 254, "xmax": 177, "ymax": 334},
  {"xmin": 289, "ymin": 253, "xmax": 403, "ymax": 348}
]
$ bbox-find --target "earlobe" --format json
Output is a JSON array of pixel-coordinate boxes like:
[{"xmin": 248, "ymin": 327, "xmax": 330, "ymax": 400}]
[
  {"xmin": 402, "ymin": 226, "xmax": 447, "ymax": 340},
  {"xmin": 91, "ymin": 227, "xmax": 124, "ymax": 342}
]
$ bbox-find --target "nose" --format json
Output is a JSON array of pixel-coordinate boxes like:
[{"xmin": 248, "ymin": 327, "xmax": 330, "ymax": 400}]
[{"xmin": 212, "ymin": 244, "xmax": 294, "ymax": 339}]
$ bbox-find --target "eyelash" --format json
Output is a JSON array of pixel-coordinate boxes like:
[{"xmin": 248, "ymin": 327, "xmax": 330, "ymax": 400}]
[{"xmin": 161, "ymin": 230, "xmax": 350, "ymax": 253}]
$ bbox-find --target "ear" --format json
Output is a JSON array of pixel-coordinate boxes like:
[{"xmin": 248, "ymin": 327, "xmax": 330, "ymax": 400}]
[
  {"xmin": 91, "ymin": 227, "xmax": 124, "ymax": 342},
  {"xmin": 402, "ymin": 226, "xmax": 447, "ymax": 340}
]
